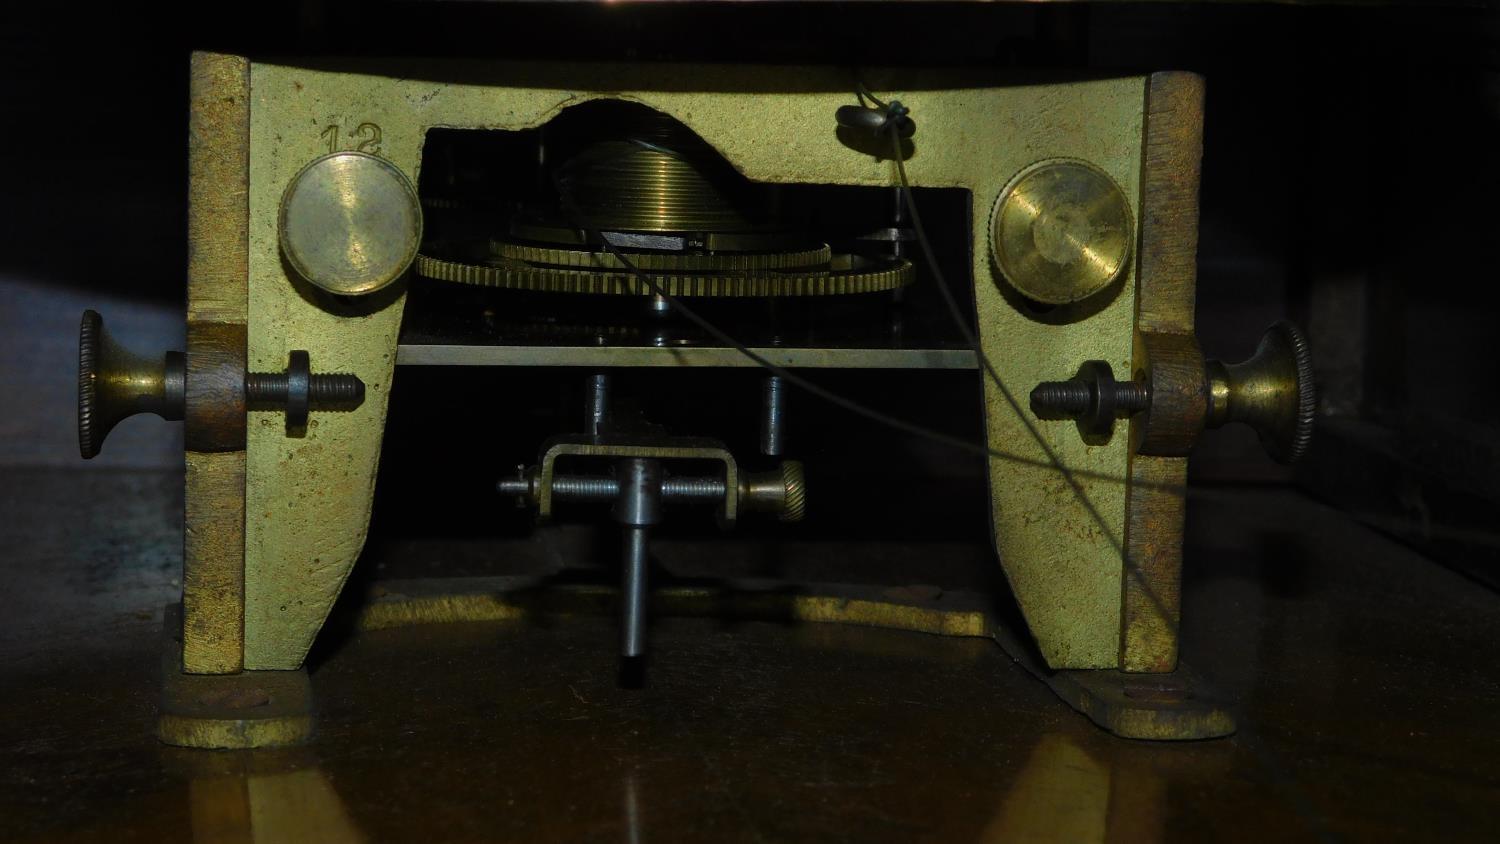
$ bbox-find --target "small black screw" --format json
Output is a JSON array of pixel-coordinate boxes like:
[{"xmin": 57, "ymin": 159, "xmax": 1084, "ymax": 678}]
[
  {"xmin": 1030, "ymin": 360, "xmax": 1149, "ymax": 444},
  {"xmin": 246, "ymin": 350, "xmax": 365, "ymax": 435}
]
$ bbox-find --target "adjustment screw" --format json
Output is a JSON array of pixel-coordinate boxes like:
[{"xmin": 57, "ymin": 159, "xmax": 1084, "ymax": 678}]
[
  {"xmin": 1030, "ymin": 360, "xmax": 1149, "ymax": 444},
  {"xmin": 245, "ymin": 350, "xmax": 365, "ymax": 435}
]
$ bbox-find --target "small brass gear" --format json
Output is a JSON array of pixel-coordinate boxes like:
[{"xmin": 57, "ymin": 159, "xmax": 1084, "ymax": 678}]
[
  {"xmin": 489, "ymin": 239, "xmax": 833, "ymax": 273},
  {"xmin": 416, "ymin": 253, "xmax": 913, "ymax": 297}
]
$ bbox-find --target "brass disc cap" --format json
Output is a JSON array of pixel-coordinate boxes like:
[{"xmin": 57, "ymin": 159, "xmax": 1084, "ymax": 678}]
[
  {"xmin": 279, "ymin": 151, "xmax": 424, "ymax": 296},
  {"xmin": 989, "ymin": 159, "xmax": 1134, "ymax": 305}
]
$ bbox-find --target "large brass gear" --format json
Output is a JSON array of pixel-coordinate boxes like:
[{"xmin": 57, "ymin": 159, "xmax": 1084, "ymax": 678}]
[
  {"xmin": 489, "ymin": 239, "xmax": 833, "ymax": 272},
  {"xmin": 415, "ymin": 253, "xmax": 913, "ymax": 297}
]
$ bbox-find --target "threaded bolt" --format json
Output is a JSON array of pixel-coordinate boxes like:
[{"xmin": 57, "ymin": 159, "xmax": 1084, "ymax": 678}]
[
  {"xmin": 1030, "ymin": 381, "xmax": 1094, "ymax": 416},
  {"xmin": 245, "ymin": 372, "xmax": 365, "ymax": 407},
  {"xmin": 1115, "ymin": 381, "xmax": 1150, "ymax": 413},
  {"xmin": 1030, "ymin": 380, "xmax": 1150, "ymax": 416},
  {"xmin": 497, "ymin": 474, "xmax": 731, "ymax": 503},
  {"xmin": 246, "ymin": 350, "xmax": 365, "ymax": 435},
  {"xmin": 1030, "ymin": 361, "xmax": 1151, "ymax": 443}
]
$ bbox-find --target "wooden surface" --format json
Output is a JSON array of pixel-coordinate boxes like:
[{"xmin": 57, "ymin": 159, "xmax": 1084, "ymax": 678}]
[
  {"xmin": 1120, "ymin": 72, "xmax": 1205, "ymax": 673},
  {"xmin": 4, "ymin": 468, "xmax": 1500, "ymax": 842},
  {"xmin": 182, "ymin": 52, "xmax": 249, "ymax": 675}
]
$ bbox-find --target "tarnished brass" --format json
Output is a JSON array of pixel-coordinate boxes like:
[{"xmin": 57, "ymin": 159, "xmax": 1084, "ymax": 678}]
[
  {"xmin": 1120, "ymin": 72, "xmax": 1206, "ymax": 676},
  {"xmin": 79, "ymin": 309, "xmax": 364, "ymax": 458},
  {"xmin": 509, "ymin": 223, "xmax": 814, "ymax": 254},
  {"xmin": 740, "ymin": 460, "xmax": 807, "ymax": 523},
  {"xmin": 278, "ymin": 151, "xmax": 423, "ymax": 297},
  {"xmin": 87, "ymin": 57, "xmax": 1247, "ymax": 745},
  {"xmin": 241, "ymin": 63, "xmax": 1151, "ymax": 674},
  {"xmin": 435, "ymin": 104, "xmax": 909, "ymax": 300},
  {"xmin": 1132, "ymin": 331, "xmax": 1209, "ymax": 458},
  {"xmin": 560, "ymin": 142, "xmax": 747, "ymax": 233},
  {"xmin": 1032, "ymin": 322, "xmax": 1314, "ymax": 465},
  {"xmin": 77, "ymin": 310, "xmax": 185, "ymax": 459},
  {"xmin": 1206, "ymin": 321, "xmax": 1316, "ymax": 463},
  {"xmin": 990, "ymin": 159, "xmax": 1134, "ymax": 305},
  {"xmin": 416, "ymin": 252, "xmax": 913, "ymax": 297},
  {"xmin": 557, "ymin": 109, "xmax": 757, "ymax": 233},
  {"xmin": 183, "ymin": 52, "xmax": 250, "ymax": 677},
  {"xmin": 513, "ymin": 439, "xmax": 805, "ymax": 524}
]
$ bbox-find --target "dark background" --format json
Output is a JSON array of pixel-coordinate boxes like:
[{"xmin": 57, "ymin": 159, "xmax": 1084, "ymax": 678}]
[{"xmin": 3, "ymin": 0, "xmax": 1496, "ymax": 576}]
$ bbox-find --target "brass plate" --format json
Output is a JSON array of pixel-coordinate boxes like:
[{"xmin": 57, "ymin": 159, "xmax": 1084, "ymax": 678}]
[
  {"xmin": 156, "ymin": 605, "xmax": 313, "ymax": 749},
  {"xmin": 989, "ymin": 159, "xmax": 1134, "ymax": 305},
  {"xmin": 243, "ymin": 61, "xmax": 1145, "ymax": 672}
]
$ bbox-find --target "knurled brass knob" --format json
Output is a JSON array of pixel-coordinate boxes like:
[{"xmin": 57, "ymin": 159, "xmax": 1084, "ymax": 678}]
[
  {"xmin": 1030, "ymin": 321, "xmax": 1316, "ymax": 464},
  {"xmin": 79, "ymin": 310, "xmax": 367, "ymax": 457},
  {"xmin": 741, "ymin": 460, "xmax": 807, "ymax": 523},
  {"xmin": 78, "ymin": 310, "xmax": 185, "ymax": 459},
  {"xmin": 1205, "ymin": 321, "xmax": 1316, "ymax": 463}
]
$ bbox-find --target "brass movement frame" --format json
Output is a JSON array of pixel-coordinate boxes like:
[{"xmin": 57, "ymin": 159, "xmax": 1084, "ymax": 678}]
[{"xmin": 174, "ymin": 53, "xmax": 1211, "ymax": 742}]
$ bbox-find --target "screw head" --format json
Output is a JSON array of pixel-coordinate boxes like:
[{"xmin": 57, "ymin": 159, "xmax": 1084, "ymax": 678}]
[
  {"xmin": 990, "ymin": 159, "xmax": 1134, "ymax": 305},
  {"xmin": 279, "ymin": 152, "xmax": 423, "ymax": 297}
]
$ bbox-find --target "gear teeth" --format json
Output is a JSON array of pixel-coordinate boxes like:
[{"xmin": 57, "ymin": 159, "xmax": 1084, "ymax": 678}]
[
  {"xmin": 490, "ymin": 240, "xmax": 833, "ymax": 273},
  {"xmin": 780, "ymin": 461, "xmax": 806, "ymax": 523},
  {"xmin": 415, "ymin": 254, "xmax": 913, "ymax": 298},
  {"xmin": 78, "ymin": 310, "xmax": 101, "ymax": 459},
  {"xmin": 1277, "ymin": 320, "xmax": 1317, "ymax": 464}
]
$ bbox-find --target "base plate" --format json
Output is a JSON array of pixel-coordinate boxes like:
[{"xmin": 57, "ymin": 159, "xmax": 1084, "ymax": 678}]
[
  {"xmin": 154, "ymin": 577, "xmax": 1233, "ymax": 748},
  {"xmin": 356, "ymin": 576, "xmax": 1235, "ymax": 741},
  {"xmin": 987, "ymin": 613, "xmax": 1235, "ymax": 740},
  {"xmin": 157, "ymin": 605, "xmax": 314, "ymax": 749}
]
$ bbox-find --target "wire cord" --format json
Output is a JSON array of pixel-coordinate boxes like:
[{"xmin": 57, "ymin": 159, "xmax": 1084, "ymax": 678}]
[{"xmin": 558, "ymin": 93, "xmax": 1184, "ymax": 630}]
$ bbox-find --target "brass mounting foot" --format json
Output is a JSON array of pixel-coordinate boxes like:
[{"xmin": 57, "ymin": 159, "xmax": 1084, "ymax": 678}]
[
  {"xmin": 1045, "ymin": 666, "xmax": 1236, "ymax": 741},
  {"xmin": 988, "ymin": 616, "xmax": 1235, "ymax": 740},
  {"xmin": 156, "ymin": 605, "xmax": 314, "ymax": 749}
]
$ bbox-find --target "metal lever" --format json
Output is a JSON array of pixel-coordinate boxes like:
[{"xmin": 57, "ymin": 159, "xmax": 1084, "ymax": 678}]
[
  {"xmin": 497, "ymin": 458, "xmax": 806, "ymax": 664},
  {"xmin": 615, "ymin": 458, "xmax": 661, "ymax": 660}
]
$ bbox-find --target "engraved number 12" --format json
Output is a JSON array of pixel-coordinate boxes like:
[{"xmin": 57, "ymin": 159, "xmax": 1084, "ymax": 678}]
[{"xmin": 320, "ymin": 122, "xmax": 383, "ymax": 155}]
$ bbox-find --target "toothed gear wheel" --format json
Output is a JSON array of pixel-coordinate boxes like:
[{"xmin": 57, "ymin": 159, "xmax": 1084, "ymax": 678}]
[
  {"xmin": 489, "ymin": 240, "xmax": 833, "ymax": 273},
  {"xmin": 416, "ymin": 253, "xmax": 913, "ymax": 298}
]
